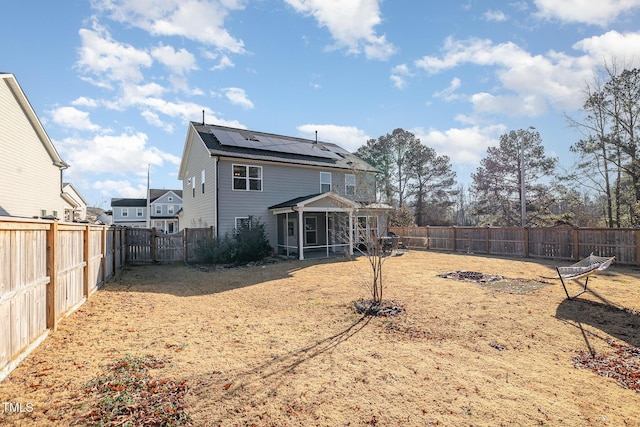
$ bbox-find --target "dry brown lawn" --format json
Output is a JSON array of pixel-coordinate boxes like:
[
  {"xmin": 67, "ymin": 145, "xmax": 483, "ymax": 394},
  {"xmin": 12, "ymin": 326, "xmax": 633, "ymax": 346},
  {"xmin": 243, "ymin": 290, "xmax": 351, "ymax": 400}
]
[{"xmin": 1, "ymin": 250, "xmax": 640, "ymax": 426}]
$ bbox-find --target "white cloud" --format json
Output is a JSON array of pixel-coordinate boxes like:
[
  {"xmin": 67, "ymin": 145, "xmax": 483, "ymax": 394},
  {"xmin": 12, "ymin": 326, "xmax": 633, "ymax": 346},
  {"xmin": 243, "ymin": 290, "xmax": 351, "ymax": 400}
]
[
  {"xmin": 412, "ymin": 124, "xmax": 506, "ymax": 166},
  {"xmin": 71, "ymin": 97, "xmax": 99, "ymax": 108},
  {"xmin": 92, "ymin": 0, "xmax": 246, "ymax": 52},
  {"xmin": 573, "ymin": 30, "xmax": 640, "ymax": 67},
  {"xmin": 49, "ymin": 106, "xmax": 102, "ymax": 132},
  {"xmin": 296, "ymin": 124, "xmax": 371, "ymax": 152},
  {"xmin": 483, "ymin": 10, "xmax": 507, "ymax": 22},
  {"xmin": 433, "ymin": 77, "xmax": 463, "ymax": 102},
  {"xmin": 211, "ymin": 54, "xmax": 235, "ymax": 71},
  {"xmin": 151, "ymin": 44, "xmax": 198, "ymax": 75},
  {"xmin": 93, "ymin": 179, "xmax": 148, "ymax": 198},
  {"xmin": 56, "ymin": 132, "xmax": 181, "ymax": 180},
  {"xmin": 76, "ymin": 21, "xmax": 153, "ymax": 85},
  {"xmin": 223, "ymin": 87, "xmax": 254, "ymax": 109},
  {"xmin": 390, "ymin": 64, "xmax": 412, "ymax": 89},
  {"xmin": 534, "ymin": 0, "xmax": 640, "ymax": 26},
  {"xmin": 414, "ymin": 36, "xmax": 601, "ymax": 116},
  {"xmin": 283, "ymin": 0, "xmax": 397, "ymax": 60}
]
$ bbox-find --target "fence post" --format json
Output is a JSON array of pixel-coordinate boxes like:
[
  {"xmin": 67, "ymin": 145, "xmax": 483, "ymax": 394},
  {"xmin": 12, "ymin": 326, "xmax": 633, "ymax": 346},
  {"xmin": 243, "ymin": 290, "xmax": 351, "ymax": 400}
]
[
  {"xmin": 523, "ymin": 227, "xmax": 529, "ymax": 258},
  {"xmin": 101, "ymin": 226, "xmax": 107, "ymax": 286},
  {"xmin": 425, "ymin": 226, "xmax": 429, "ymax": 250},
  {"xmin": 485, "ymin": 227, "xmax": 490, "ymax": 254},
  {"xmin": 573, "ymin": 228, "xmax": 580, "ymax": 261},
  {"xmin": 452, "ymin": 226, "xmax": 457, "ymax": 252},
  {"xmin": 83, "ymin": 224, "xmax": 90, "ymax": 297},
  {"xmin": 184, "ymin": 228, "xmax": 189, "ymax": 262},
  {"xmin": 151, "ymin": 227, "xmax": 157, "ymax": 262},
  {"xmin": 633, "ymin": 228, "xmax": 640, "ymax": 265},
  {"xmin": 46, "ymin": 220, "xmax": 58, "ymax": 331}
]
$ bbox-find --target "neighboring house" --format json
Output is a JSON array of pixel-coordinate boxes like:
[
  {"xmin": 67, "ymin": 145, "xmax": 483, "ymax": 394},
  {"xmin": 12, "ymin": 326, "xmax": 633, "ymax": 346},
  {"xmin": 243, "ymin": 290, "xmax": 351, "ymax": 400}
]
[
  {"xmin": 149, "ymin": 189, "xmax": 182, "ymax": 233},
  {"xmin": 62, "ymin": 182, "xmax": 88, "ymax": 222},
  {"xmin": 111, "ymin": 189, "xmax": 182, "ymax": 232},
  {"xmin": 178, "ymin": 121, "xmax": 389, "ymax": 260},
  {"xmin": 0, "ymin": 73, "xmax": 69, "ymax": 219},
  {"xmin": 87, "ymin": 206, "xmax": 113, "ymax": 225}
]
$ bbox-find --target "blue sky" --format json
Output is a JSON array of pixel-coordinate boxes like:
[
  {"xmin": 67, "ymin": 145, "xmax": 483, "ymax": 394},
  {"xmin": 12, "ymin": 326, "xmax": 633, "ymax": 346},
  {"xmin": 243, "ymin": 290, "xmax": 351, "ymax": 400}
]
[{"xmin": 2, "ymin": 0, "xmax": 640, "ymax": 208}]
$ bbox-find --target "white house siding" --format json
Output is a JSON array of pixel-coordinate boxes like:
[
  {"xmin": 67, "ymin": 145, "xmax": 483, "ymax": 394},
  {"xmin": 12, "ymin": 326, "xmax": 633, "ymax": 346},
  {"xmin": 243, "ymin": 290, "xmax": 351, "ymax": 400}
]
[
  {"xmin": 216, "ymin": 160, "xmax": 373, "ymax": 248},
  {"xmin": 0, "ymin": 78, "xmax": 65, "ymax": 219},
  {"xmin": 180, "ymin": 132, "xmax": 217, "ymax": 230}
]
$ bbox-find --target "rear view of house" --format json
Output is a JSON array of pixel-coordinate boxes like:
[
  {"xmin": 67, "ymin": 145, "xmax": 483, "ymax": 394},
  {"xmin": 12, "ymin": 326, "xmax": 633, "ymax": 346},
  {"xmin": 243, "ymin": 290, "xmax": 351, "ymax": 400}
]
[{"xmin": 178, "ymin": 121, "xmax": 388, "ymax": 259}]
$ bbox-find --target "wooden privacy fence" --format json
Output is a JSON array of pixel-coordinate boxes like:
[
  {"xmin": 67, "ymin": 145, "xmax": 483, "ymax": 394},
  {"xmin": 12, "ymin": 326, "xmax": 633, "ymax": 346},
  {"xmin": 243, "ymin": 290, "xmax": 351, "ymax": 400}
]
[
  {"xmin": 0, "ymin": 218, "xmax": 126, "ymax": 381},
  {"xmin": 125, "ymin": 227, "xmax": 214, "ymax": 264},
  {"xmin": 389, "ymin": 226, "xmax": 640, "ymax": 265}
]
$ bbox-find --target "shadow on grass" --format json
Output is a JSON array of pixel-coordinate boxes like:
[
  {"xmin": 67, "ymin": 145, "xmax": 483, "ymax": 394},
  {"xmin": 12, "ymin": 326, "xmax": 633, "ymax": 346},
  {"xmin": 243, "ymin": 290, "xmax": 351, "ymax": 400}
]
[
  {"xmin": 100, "ymin": 256, "xmax": 354, "ymax": 297},
  {"xmin": 251, "ymin": 314, "xmax": 373, "ymax": 381},
  {"xmin": 555, "ymin": 289, "xmax": 640, "ymax": 351}
]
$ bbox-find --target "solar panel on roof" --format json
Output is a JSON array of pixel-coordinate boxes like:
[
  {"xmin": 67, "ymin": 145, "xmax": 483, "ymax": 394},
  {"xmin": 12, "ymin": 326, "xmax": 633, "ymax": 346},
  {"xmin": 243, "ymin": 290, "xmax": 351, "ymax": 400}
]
[{"xmin": 210, "ymin": 129, "xmax": 341, "ymax": 160}]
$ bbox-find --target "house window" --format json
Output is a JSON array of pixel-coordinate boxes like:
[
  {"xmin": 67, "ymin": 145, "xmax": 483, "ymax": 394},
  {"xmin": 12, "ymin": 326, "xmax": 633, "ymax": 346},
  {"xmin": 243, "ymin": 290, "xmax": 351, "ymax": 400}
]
[
  {"xmin": 235, "ymin": 217, "xmax": 251, "ymax": 230},
  {"xmin": 233, "ymin": 164, "xmax": 262, "ymax": 191},
  {"xmin": 121, "ymin": 208, "xmax": 128, "ymax": 217},
  {"xmin": 168, "ymin": 196, "xmax": 173, "ymax": 202},
  {"xmin": 155, "ymin": 205, "xmax": 162, "ymax": 215},
  {"xmin": 345, "ymin": 174, "xmax": 356, "ymax": 196},
  {"xmin": 192, "ymin": 176, "xmax": 196, "ymax": 197},
  {"xmin": 137, "ymin": 208, "xmax": 144, "ymax": 217},
  {"xmin": 168, "ymin": 205, "xmax": 174, "ymax": 214},
  {"xmin": 201, "ymin": 170, "xmax": 206, "ymax": 194},
  {"xmin": 320, "ymin": 172, "xmax": 331, "ymax": 192}
]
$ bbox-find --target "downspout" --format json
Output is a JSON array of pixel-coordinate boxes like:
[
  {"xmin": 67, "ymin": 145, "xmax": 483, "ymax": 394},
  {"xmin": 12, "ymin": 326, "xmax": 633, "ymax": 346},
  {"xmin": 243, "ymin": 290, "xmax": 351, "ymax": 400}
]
[{"xmin": 214, "ymin": 156, "xmax": 219, "ymax": 238}]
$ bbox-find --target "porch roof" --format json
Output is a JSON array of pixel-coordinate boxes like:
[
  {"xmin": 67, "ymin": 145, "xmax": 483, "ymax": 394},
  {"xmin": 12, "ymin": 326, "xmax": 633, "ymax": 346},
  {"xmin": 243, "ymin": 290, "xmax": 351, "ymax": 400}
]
[{"xmin": 269, "ymin": 192, "xmax": 360, "ymax": 215}]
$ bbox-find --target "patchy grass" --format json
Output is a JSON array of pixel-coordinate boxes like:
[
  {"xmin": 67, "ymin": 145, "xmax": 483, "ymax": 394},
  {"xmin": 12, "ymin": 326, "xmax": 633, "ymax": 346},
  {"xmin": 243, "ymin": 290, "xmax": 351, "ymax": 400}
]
[{"xmin": 1, "ymin": 251, "xmax": 640, "ymax": 426}]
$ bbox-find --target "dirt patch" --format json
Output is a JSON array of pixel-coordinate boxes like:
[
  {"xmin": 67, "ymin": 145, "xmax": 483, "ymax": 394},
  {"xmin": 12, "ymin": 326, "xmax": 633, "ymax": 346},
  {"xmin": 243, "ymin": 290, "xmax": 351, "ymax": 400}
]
[{"xmin": 1, "ymin": 251, "xmax": 640, "ymax": 426}]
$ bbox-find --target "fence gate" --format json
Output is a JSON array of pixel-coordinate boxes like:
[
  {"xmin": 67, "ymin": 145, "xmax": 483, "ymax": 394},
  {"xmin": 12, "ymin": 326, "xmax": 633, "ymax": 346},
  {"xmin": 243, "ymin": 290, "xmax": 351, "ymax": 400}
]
[{"xmin": 156, "ymin": 231, "xmax": 184, "ymax": 262}]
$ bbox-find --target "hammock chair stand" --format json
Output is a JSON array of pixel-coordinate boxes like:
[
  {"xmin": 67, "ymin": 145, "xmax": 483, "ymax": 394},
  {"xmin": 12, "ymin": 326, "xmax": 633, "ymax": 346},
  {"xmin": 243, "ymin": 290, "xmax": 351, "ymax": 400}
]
[{"xmin": 554, "ymin": 253, "xmax": 615, "ymax": 300}]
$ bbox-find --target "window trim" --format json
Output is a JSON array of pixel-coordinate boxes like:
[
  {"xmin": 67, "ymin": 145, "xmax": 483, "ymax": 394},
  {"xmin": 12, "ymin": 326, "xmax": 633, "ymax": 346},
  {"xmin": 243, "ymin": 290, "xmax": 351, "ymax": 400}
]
[
  {"xmin": 232, "ymin": 164, "xmax": 263, "ymax": 191},
  {"xmin": 121, "ymin": 207, "xmax": 128, "ymax": 217},
  {"xmin": 235, "ymin": 216, "xmax": 250, "ymax": 230},
  {"xmin": 345, "ymin": 173, "xmax": 356, "ymax": 196},
  {"xmin": 137, "ymin": 207, "xmax": 144, "ymax": 217},
  {"xmin": 155, "ymin": 205, "xmax": 162, "ymax": 215},
  {"xmin": 320, "ymin": 171, "xmax": 331, "ymax": 193}
]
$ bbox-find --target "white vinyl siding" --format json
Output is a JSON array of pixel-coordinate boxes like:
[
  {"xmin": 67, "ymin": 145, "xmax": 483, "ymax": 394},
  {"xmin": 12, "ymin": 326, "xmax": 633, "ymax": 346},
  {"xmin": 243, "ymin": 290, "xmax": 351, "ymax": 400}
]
[{"xmin": 0, "ymin": 77, "xmax": 66, "ymax": 218}]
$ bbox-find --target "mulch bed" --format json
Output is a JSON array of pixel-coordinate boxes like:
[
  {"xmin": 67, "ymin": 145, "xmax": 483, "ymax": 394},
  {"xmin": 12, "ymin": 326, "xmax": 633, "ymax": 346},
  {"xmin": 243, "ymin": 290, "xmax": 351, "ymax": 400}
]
[{"xmin": 438, "ymin": 270, "xmax": 553, "ymax": 294}]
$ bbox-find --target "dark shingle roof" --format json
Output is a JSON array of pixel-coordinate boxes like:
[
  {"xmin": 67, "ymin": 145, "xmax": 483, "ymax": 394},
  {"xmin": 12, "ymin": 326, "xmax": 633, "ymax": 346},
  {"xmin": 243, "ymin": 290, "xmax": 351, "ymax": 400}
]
[{"xmin": 111, "ymin": 198, "xmax": 146, "ymax": 207}]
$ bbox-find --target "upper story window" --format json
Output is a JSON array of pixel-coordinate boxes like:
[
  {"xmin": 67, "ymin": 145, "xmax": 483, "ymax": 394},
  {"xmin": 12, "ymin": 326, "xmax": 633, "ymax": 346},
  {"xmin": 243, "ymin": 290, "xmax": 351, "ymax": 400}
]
[
  {"xmin": 192, "ymin": 176, "xmax": 196, "ymax": 197},
  {"xmin": 168, "ymin": 205, "xmax": 175, "ymax": 214},
  {"xmin": 201, "ymin": 170, "xmax": 206, "ymax": 194},
  {"xmin": 345, "ymin": 174, "xmax": 356, "ymax": 196},
  {"xmin": 320, "ymin": 172, "xmax": 331, "ymax": 192},
  {"xmin": 121, "ymin": 208, "xmax": 128, "ymax": 217},
  {"xmin": 155, "ymin": 205, "xmax": 162, "ymax": 215},
  {"xmin": 137, "ymin": 208, "xmax": 144, "ymax": 217},
  {"xmin": 233, "ymin": 164, "xmax": 262, "ymax": 191},
  {"xmin": 168, "ymin": 196, "xmax": 173, "ymax": 202}
]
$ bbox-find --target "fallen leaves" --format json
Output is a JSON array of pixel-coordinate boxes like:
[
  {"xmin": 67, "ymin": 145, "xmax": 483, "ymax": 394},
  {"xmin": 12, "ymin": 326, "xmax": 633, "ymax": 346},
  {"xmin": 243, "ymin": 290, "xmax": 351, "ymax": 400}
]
[
  {"xmin": 73, "ymin": 354, "xmax": 191, "ymax": 426},
  {"xmin": 573, "ymin": 339, "xmax": 640, "ymax": 393}
]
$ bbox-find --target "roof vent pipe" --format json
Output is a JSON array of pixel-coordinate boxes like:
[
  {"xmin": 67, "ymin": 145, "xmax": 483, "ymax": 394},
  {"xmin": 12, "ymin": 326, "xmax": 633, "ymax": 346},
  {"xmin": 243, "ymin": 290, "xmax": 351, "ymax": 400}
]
[
  {"xmin": 315, "ymin": 130, "xmax": 318, "ymax": 144},
  {"xmin": 202, "ymin": 110, "xmax": 205, "ymax": 125}
]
